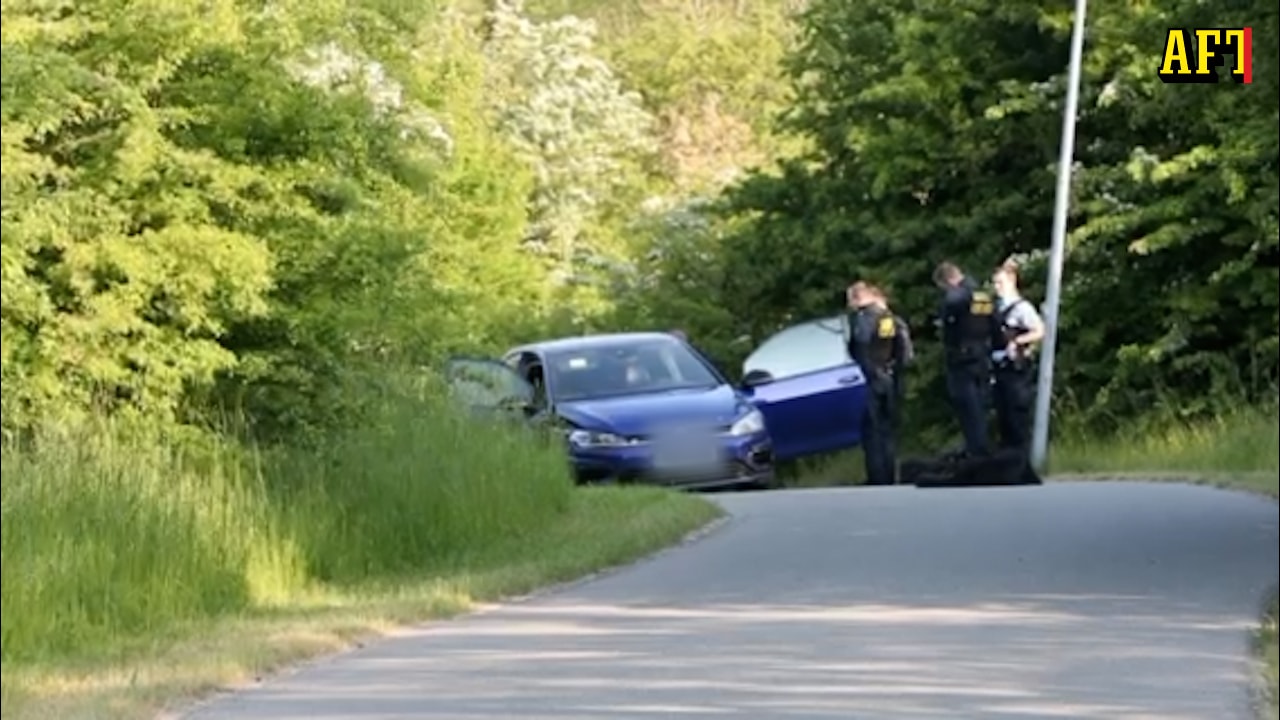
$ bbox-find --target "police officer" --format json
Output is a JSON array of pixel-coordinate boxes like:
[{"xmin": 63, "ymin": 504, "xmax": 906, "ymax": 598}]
[
  {"xmin": 989, "ymin": 261, "xmax": 1044, "ymax": 455},
  {"xmin": 932, "ymin": 261, "xmax": 995, "ymax": 458},
  {"xmin": 846, "ymin": 281, "xmax": 912, "ymax": 485},
  {"xmin": 865, "ymin": 284, "xmax": 914, "ymax": 404}
]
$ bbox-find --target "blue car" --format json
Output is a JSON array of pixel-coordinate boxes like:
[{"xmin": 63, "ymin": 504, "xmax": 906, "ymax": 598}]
[{"xmin": 444, "ymin": 319, "xmax": 868, "ymax": 491}]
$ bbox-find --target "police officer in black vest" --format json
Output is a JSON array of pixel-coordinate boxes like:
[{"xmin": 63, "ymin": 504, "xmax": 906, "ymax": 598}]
[
  {"xmin": 989, "ymin": 261, "xmax": 1044, "ymax": 456},
  {"xmin": 932, "ymin": 261, "xmax": 995, "ymax": 458},
  {"xmin": 846, "ymin": 281, "xmax": 913, "ymax": 485}
]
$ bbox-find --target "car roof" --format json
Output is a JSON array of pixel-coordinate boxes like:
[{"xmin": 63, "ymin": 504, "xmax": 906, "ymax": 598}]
[{"xmin": 509, "ymin": 332, "xmax": 683, "ymax": 357}]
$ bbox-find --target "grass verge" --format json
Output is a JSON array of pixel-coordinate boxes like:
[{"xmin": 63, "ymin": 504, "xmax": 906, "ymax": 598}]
[
  {"xmin": 1049, "ymin": 404, "xmax": 1279, "ymax": 495},
  {"xmin": 1258, "ymin": 592, "xmax": 1279, "ymax": 720},
  {"xmin": 0, "ymin": 380, "xmax": 722, "ymax": 720},
  {"xmin": 1, "ymin": 485, "xmax": 719, "ymax": 720},
  {"xmin": 777, "ymin": 449, "xmax": 868, "ymax": 488}
]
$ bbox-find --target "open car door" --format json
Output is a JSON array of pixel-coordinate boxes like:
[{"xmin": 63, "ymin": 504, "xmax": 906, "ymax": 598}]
[
  {"xmin": 443, "ymin": 356, "xmax": 537, "ymax": 422},
  {"xmin": 738, "ymin": 315, "xmax": 869, "ymax": 462}
]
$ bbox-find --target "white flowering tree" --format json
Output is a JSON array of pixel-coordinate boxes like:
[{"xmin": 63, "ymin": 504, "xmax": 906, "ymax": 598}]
[{"xmin": 481, "ymin": 0, "xmax": 658, "ymax": 290}]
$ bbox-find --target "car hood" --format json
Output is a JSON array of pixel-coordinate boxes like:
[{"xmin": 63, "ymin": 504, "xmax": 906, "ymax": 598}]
[{"xmin": 555, "ymin": 385, "xmax": 753, "ymax": 437}]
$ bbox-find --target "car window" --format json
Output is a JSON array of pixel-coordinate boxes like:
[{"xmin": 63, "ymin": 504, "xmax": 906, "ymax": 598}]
[
  {"xmin": 547, "ymin": 337, "xmax": 722, "ymax": 402},
  {"xmin": 742, "ymin": 315, "xmax": 850, "ymax": 380},
  {"xmin": 526, "ymin": 364, "xmax": 549, "ymax": 408},
  {"xmin": 445, "ymin": 357, "xmax": 533, "ymax": 408}
]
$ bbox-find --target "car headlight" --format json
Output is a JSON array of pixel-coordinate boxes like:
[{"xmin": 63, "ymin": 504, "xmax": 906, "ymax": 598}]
[
  {"xmin": 728, "ymin": 408, "xmax": 765, "ymax": 436},
  {"xmin": 567, "ymin": 429, "xmax": 631, "ymax": 448}
]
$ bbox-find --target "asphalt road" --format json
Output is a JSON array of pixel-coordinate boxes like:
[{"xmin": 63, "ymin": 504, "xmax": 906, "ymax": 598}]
[{"xmin": 181, "ymin": 481, "xmax": 1279, "ymax": 720}]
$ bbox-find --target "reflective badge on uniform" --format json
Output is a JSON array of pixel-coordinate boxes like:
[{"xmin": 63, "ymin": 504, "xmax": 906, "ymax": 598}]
[
  {"xmin": 877, "ymin": 316, "xmax": 896, "ymax": 338},
  {"xmin": 970, "ymin": 291, "xmax": 994, "ymax": 316}
]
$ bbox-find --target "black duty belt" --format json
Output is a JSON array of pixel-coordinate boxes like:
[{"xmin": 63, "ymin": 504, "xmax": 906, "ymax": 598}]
[{"xmin": 996, "ymin": 357, "xmax": 1033, "ymax": 372}]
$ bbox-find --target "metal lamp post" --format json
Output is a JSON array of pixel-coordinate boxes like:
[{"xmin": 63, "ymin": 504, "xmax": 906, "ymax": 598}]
[{"xmin": 1030, "ymin": 0, "xmax": 1090, "ymax": 472}]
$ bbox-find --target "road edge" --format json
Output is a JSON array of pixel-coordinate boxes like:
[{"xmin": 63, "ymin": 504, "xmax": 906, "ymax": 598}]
[
  {"xmin": 161, "ymin": 502, "xmax": 735, "ymax": 720},
  {"xmin": 473, "ymin": 511, "xmax": 735, "ymax": 610},
  {"xmin": 1248, "ymin": 588, "xmax": 1280, "ymax": 720}
]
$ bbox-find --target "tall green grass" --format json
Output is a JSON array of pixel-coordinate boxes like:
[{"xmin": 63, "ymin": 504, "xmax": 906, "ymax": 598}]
[
  {"xmin": 269, "ymin": 382, "xmax": 574, "ymax": 582},
  {"xmin": 1050, "ymin": 402, "xmax": 1280, "ymax": 481},
  {"xmin": 0, "ymin": 376, "xmax": 575, "ymax": 664},
  {"xmin": 0, "ymin": 423, "xmax": 301, "ymax": 661}
]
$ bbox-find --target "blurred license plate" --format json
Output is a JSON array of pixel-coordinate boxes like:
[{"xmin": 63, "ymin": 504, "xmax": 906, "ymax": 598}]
[{"xmin": 651, "ymin": 427, "xmax": 721, "ymax": 471}]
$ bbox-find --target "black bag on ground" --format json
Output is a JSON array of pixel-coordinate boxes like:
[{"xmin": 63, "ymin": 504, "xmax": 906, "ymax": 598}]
[{"xmin": 901, "ymin": 447, "xmax": 1042, "ymax": 487}]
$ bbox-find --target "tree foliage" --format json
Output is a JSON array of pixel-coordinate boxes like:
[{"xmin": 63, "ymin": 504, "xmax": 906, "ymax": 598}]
[
  {"xmin": 482, "ymin": 0, "xmax": 658, "ymax": 291},
  {"xmin": 2, "ymin": 0, "xmax": 1273, "ymax": 448},
  {"xmin": 657, "ymin": 0, "xmax": 1279, "ymax": 438},
  {"xmin": 0, "ymin": 0, "xmax": 653, "ymax": 439}
]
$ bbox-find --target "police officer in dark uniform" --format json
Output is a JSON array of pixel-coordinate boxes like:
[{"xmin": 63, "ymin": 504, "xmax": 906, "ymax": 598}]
[
  {"xmin": 932, "ymin": 261, "xmax": 995, "ymax": 458},
  {"xmin": 846, "ymin": 281, "xmax": 912, "ymax": 485},
  {"xmin": 989, "ymin": 261, "xmax": 1044, "ymax": 456}
]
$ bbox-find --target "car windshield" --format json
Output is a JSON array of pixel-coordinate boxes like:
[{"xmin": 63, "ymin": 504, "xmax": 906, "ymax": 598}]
[
  {"xmin": 546, "ymin": 337, "xmax": 723, "ymax": 402},
  {"xmin": 742, "ymin": 315, "xmax": 850, "ymax": 380}
]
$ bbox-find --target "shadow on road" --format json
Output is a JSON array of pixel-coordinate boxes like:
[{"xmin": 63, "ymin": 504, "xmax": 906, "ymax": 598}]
[
  {"xmin": 186, "ymin": 482, "xmax": 1279, "ymax": 720},
  {"xmin": 189, "ymin": 595, "xmax": 1255, "ymax": 720}
]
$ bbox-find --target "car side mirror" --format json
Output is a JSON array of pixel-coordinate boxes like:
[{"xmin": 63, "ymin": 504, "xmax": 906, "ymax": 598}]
[{"xmin": 740, "ymin": 369, "xmax": 774, "ymax": 389}]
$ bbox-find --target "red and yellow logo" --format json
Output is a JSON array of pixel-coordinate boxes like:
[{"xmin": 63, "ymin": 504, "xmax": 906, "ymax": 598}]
[{"xmin": 1158, "ymin": 27, "xmax": 1253, "ymax": 84}]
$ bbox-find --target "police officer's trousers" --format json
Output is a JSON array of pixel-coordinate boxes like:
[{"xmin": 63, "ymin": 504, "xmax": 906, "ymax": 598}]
[
  {"xmin": 945, "ymin": 361, "xmax": 990, "ymax": 457},
  {"xmin": 993, "ymin": 363, "xmax": 1034, "ymax": 454},
  {"xmin": 861, "ymin": 381, "xmax": 897, "ymax": 485}
]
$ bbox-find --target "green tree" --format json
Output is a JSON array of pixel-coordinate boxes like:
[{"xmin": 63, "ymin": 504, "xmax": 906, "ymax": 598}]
[
  {"xmin": 1, "ymin": 0, "xmax": 276, "ymax": 433},
  {"xmin": 1049, "ymin": 0, "xmax": 1279, "ymax": 423},
  {"xmin": 1, "ymin": 0, "xmax": 554, "ymax": 440},
  {"xmin": 712, "ymin": 0, "xmax": 1076, "ymax": 437},
  {"xmin": 481, "ymin": 0, "xmax": 659, "ymax": 319},
  {"xmin": 690, "ymin": 0, "xmax": 1278, "ymax": 442}
]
